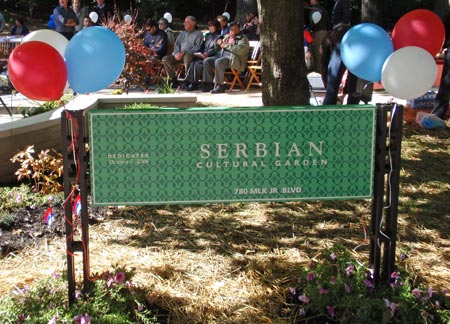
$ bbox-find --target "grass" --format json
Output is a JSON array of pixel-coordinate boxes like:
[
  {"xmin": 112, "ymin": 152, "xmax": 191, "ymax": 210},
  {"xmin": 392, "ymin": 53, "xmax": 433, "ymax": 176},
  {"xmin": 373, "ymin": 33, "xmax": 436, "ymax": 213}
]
[{"xmin": 0, "ymin": 120, "xmax": 449, "ymax": 323}]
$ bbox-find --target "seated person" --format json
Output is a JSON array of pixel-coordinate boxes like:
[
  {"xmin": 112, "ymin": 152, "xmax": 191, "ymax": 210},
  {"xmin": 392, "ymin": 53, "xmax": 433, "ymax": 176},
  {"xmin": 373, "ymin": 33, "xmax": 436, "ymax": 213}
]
[
  {"xmin": 161, "ymin": 16, "xmax": 203, "ymax": 88},
  {"xmin": 158, "ymin": 18, "xmax": 175, "ymax": 53},
  {"xmin": 217, "ymin": 15, "xmax": 229, "ymax": 36},
  {"xmin": 185, "ymin": 19, "xmax": 222, "ymax": 91},
  {"xmin": 203, "ymin": 22, "xmax": 250, "ymax": 94},
  {"xmin": 10, "ymin": 16, "xmax": 30, "ymax": 36},
  {"xmin": 241, "ymin": 12, "xmax": 260, "ymax": 40},
  {"xmin": 144, "ymin": 20, "xmax": 168, "ymax": 60}
]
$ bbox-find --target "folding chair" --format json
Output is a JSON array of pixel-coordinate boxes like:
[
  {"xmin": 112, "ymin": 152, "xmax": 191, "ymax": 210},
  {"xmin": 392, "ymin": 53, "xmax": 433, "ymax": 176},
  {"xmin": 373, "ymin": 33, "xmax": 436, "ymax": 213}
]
[{"xmin": 224, "ymin": 41, "xmax": 261, "ymax": 91}]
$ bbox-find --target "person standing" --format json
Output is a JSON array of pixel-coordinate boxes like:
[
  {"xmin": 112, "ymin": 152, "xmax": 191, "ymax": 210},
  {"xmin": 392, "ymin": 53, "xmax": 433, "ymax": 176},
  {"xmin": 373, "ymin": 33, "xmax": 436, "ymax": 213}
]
[
  {"xmin": 53, "ymin": 0, "xmax": 79, "ymax": 40},
  {"xmin": 331, "ymin": 0, "xmax": 350, "ymax": 29},
  {"xmin": 323, "ymin": 0, "xmax": 359, "ymax": 105},
  {"xmin": 94, "ymin": 0, "xmax": 112, "ymax": 25},
  {"xmin": 309, "ymin": 0, "xmax": 331, "ymax": 73},
  {"xmin": 161, "ymin": 16, "xmax": 204, "ymax": 88},
  {"xmin": 72, "ymin": 0, "xmax": 88, "ymax": 33},
  {"xmin": 432, "ymin": 6, "xmax": 450, "ymax": 120},
  {"xmin": 0, "ymin": 12, "xmax": 5, "ymax": 33}
]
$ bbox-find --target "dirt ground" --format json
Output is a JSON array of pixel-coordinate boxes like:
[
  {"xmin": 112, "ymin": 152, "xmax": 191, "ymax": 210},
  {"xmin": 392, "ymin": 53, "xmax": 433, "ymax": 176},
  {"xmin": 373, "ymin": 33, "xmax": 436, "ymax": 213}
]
[{"xmin": 0, "ymin": 204, "xmax": 108, "ymax": 256}]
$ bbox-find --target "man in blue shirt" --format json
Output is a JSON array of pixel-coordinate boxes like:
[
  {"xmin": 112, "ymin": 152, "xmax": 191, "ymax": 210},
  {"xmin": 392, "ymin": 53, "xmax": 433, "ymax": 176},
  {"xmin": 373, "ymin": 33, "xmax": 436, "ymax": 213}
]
[
  {"xmin": 53, "ymin": 0, "xmax": 79, "ymax": 40},
  {"xmin": 144, "ymin": 21, "xmax": 168, "ymax": 60}
]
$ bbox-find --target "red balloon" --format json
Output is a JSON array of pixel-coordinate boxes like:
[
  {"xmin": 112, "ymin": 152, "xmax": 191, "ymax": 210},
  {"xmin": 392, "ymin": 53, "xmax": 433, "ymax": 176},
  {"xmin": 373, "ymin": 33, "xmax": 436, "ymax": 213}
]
[
  {"xmin": 8, "ymin": 41, "xmax": 67, "ymax": 101},
  {"xmin": 392, "ymin": 9, "xmax": 445, "ymax": 57}
]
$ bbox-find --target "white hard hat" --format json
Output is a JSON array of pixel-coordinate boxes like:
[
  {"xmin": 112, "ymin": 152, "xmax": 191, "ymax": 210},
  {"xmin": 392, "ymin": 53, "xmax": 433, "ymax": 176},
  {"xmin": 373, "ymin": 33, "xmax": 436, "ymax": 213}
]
[{"xmin": 163, "ymin": 12, "xmax": 173, "ymax": 23}]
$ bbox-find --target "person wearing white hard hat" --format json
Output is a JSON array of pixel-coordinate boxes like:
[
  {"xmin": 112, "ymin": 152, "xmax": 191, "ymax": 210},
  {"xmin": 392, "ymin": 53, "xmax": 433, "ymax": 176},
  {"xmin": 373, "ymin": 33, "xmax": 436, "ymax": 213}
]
[{"xmin": 309, "ymin": 0, "xmax": 330, "ymax": 73}]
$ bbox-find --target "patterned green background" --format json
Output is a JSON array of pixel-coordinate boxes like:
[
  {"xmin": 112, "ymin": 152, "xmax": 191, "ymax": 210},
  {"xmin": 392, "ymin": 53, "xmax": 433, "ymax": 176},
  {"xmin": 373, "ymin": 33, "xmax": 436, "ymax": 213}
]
[{"xmin": 88, "ymin": 106, "xmax": 377, "ymax": 205}]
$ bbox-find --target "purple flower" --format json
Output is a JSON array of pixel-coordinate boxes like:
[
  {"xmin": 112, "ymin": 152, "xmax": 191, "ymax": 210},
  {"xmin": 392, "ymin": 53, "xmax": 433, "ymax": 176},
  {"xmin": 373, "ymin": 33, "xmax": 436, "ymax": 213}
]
[
  {"xmin": 384, "ymin": 298, "xmax": 399, "ymax": 314},
  {"xmin": 363, "ymin": 279, "xmax": 374, "ymax": 289},
  {"xmin": 412, "ymin": 288, "xmax": 421, "ymax": 298},
  {"xmin": 344, "ymin": 283, "xmax": 351, "ymax": 293},
  {"xmin": 400, "ymin": 253, "xmax": 408, "ymax": 261},
  {"xmin": 330, "ymin": 252, "xmax": 337, "ymax": 260},
  {"xmin": 51, "ymin": 271, "xmax": 61, "ymax": 279},
  {"xmin": 326, "ymin": 305, "xmax": 335, "ymax": 317},
  {"xmin": 319, "ymin": 287, "xmax": 329, "ymax": 295},
  {"xmin": 48, "ymin": 315, "xmax": 59, "ymax": 324},
  {"xmin": 306, "ymin": 272, "xmax": 316, "ymax": 281},
  {"xmin": 107, "ymin": 277, "xmax": 114, "ymax": 288},
  {"xmin": 442, "ymin": 288, "xmax": 449, "ymax": 295},
  {"xmin": 427, "ymin": 287, "xmax": 433, "ymax": 298},
  {"xmin": 390, "ymin": 272, "xmax": 400, "ymax": 287},
  {"xmin": 114, "ymin": 272, "xmax": 126, "ymax": 284},
  {"xmin": 299, "ymin": 308, "xmax": 306, "ymax": 316},
  {"xmin": 73, "ymin": 313, "xmax": 93, "ymax": 324},
  {"xmin": 17, "ymin": 314, "xmax": 26, "ymax": 323},
  {"xmin": 289, "ymin": 287, "xmax": 296, "ymax": 295},
  {"xmin": 15, "ymin": 194, "xmax": 22, "ymax": 203},
  {"xmin": 345, "ymin": 265, "xmax": 355, "ymax": 276},
  {"xmin": 330, "ymin": 277, "xmax": 337, "ymax": 284},
  {"xmin": 298, "ymin": 294, "xmax": 311, "ymax": 303}
]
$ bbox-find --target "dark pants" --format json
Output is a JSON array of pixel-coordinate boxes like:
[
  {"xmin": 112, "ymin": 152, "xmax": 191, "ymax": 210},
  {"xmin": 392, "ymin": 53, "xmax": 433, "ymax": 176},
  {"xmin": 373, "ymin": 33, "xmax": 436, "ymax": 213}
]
[
  {"xmin": 323, "ymin": 43, "xmax": 359, "ymax": 105},
  {"xmin": 60, "ymin": 31, "xmax": 74, "ymax": 41},
  {"xmin": 432, "ymin": 48, "xmax": 450, "ymax": 119}
]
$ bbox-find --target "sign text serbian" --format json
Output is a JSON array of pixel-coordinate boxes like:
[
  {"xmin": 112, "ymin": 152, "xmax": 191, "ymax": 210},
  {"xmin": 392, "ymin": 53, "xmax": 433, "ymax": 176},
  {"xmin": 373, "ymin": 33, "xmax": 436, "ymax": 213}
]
[{"xmin": 88, "ymin": 106, "xmax": 376, "ymax": 205}]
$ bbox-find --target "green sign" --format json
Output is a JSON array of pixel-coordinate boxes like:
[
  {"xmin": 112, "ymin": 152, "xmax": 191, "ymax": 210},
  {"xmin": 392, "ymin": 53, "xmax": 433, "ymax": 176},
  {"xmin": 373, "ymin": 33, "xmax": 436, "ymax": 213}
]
[{"xmin": 88, "ymin": 106, "xmax": 377, "ymax": 206}]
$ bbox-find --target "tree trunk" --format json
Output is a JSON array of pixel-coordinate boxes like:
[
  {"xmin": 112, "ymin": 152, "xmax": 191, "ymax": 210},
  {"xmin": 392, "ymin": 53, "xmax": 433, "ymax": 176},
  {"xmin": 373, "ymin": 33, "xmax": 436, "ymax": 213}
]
[
  {"xmin": 361, "ymin": 0, "xmax": 383, "ymax": 25},
  {"xmin": 257, "ymin": 0, "xmax": 310, "ymax": 106},
  {"xmin": 235, "ymin": 0, "xmax": 258, "ymax": 25}
]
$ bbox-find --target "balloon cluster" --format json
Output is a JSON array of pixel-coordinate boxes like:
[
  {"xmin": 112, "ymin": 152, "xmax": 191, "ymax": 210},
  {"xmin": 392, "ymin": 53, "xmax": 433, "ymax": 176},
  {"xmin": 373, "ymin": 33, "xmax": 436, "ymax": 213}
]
[
  {"xmin": 340, "ymin": 9, "xmax": 444, "ymax": 100},
  {"xmin": 7, "ymin": 27, "xmax": 126, "ymax": 101}
]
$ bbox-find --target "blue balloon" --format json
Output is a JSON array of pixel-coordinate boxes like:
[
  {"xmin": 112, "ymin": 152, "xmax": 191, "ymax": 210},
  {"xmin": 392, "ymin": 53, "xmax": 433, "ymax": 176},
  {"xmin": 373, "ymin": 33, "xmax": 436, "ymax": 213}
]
[
  {"xmin": 341, "ymin": 23, "xmax": 393, "ymax": 82},
  {"xmin": 47, "ymin": 21, "xmax": 56, "ymax": 29},
  {"xmin": 65, "ymin": 27, "xmax": 125, "ymax": 94}
]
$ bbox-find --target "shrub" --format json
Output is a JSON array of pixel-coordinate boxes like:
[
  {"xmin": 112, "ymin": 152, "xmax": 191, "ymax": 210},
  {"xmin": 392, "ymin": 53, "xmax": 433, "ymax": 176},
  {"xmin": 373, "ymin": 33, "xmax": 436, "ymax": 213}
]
[
  {"xmin": 10, "ymin": 145, "xmax": 63, "ymax": 194},
  {"xmin": 287, "ymin": 244, "xmax": 450, "ymax": 323},
  {"xmin": 104, "ymin": 8, "xmax": 151, "ymax": 94},
  {"xmin": 19, "ymin": 93, "xmax": 74, "ymax": 117},
  {"xmin": 0, "ymin": 267, "xmax": 158, "ymax": 324}
]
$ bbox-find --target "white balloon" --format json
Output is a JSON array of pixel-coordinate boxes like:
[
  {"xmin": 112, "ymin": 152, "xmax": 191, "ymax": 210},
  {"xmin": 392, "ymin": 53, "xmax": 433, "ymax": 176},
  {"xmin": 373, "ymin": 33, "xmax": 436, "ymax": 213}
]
[
  {"xmin": 22, "ymin": 29, "xmax": 68, "ymax": 58},
  {"xmin": 124, "ymin": 14, "xmax": 132, "ymax": 25},
  {"xmin": 222, "ymin": 12, "xmax": 231, "ymax": 21},
  {"xmin": 163, "ymin": 12, "xmax": 172, "ymax": 23},
  {"xmin": 312, "ymin": 11, "xmax": 322, "ymax": 24},
  {"xmin": 382, "ymin": 46, "xmax": 437, "ymax": 100},
  {"xmin": 89, "ymin": 11, "xmax": 99, "ymax": 24}
]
